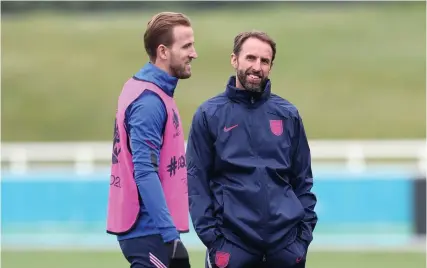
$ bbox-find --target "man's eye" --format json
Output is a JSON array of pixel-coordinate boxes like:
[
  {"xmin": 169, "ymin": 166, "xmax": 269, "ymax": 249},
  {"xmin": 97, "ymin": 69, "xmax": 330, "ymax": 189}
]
[{"xmin": 183, "ymin": 43, "xmax": 192, "ymax": 49}]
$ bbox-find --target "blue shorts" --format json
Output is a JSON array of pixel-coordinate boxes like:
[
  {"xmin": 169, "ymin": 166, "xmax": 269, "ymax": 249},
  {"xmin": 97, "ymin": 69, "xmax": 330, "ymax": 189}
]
[{"xmin": 119, "ymin": 235, "xmax": 169, "ymax": 268}]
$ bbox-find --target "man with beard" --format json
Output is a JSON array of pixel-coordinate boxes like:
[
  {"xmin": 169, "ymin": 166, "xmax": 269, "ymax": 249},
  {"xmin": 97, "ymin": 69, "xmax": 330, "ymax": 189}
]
[
  {"xmin": 106, "ymin": 12, "xmax": 197, "ymax": 268},
  {"xmin": 186, "ymin": 31, "xmax": 318, "ymax": 268}
]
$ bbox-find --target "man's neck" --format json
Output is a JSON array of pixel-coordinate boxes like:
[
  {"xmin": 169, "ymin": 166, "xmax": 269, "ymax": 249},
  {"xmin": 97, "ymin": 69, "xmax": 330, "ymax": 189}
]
[{"xmin": 151, "ymin": 61, "xmax": 173, "ymax": 77}]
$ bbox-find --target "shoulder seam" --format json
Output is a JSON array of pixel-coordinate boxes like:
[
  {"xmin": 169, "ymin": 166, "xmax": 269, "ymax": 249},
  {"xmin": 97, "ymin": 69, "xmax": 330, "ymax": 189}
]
[{"xmin": 201, "ymin": 96, "xmax": 231, "ymax": 121}]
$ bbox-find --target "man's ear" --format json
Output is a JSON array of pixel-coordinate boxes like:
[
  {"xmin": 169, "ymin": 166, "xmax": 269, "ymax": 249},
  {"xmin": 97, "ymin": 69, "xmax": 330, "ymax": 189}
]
[
  {"xmin": 157, "ymin": 44, "xmax": 169, "ymax": 61},
  {"xmin": 230, "ymin": 53, "xmax": 238, "ymax": 69}
]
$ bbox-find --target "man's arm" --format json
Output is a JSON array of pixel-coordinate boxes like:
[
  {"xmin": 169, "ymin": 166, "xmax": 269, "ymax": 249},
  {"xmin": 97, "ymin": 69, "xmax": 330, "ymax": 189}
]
[
  {"xmin": 186, "ymin": 107, "xmax": 219, "ymax": 248},
  {"xmin": 291, "ymin": 113, "xmax": 318, "ymax": 243},
  {"xmin": 126, "ymin": 92, "xmax": 179, "ymax": 243}
]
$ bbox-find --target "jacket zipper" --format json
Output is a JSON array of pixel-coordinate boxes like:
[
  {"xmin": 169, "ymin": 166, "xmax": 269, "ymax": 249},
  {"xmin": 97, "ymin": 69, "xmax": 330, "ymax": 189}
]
[
  {"xmin": 249, "ymin": 98, "xmax": 269, "ymax": 245},
  {"xmin": 260, "ymin": 167, "xmax": 269, "ymax": 239}
]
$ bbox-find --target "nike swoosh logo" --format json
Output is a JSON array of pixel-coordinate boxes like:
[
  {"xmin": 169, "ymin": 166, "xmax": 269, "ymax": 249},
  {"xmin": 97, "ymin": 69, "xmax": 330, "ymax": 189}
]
[{"xmin": 223, "ymin": 124, "xmax": 238, "ymax": 132}]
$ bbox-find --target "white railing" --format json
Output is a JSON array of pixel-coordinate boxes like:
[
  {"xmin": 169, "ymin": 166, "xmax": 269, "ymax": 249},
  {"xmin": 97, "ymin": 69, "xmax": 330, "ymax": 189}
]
[{"xmin": 1, "ymin": 139, "xmax": 426, "ymax": 175}]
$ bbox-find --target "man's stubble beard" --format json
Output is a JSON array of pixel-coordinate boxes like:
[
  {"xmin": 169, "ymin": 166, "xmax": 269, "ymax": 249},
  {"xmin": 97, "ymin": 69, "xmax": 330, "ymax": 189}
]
[
  {"xmin": 171, "ymin": 64, "xmax": 191, "ymax": 79},
  {"xmin": 236, "ymin": 68, "xmax": 267, "ymax": 93},
  {"xmin": 170, "ymin": 56, "xmax": 191, "ymax": 79}
]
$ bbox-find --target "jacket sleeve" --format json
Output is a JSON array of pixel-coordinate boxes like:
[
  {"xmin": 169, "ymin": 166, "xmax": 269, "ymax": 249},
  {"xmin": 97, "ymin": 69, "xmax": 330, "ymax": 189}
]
[
  {"xmin": 186, "ymin": 107, "xmax": 219, "ymax": 248},
  {"xmin": 125, "ymin": 92, "xmax": 179, "ymax": 243},
  {"xmin": 291, "ymin": 113, "xmax": 318, "ymax": 243}
]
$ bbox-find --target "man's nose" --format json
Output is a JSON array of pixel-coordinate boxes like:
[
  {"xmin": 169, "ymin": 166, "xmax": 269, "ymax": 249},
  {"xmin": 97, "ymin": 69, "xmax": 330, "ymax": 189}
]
[
  {"xmin": 190, "ymin": 49, "xmax": 198, "ymax": 59},
  {"xmin": 252, "ymin": 60, "xmax": 261, "ymax": 71}
]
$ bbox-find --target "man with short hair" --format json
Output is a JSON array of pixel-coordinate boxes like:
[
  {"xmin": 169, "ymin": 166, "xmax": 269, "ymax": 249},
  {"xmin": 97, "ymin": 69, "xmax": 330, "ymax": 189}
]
[
  {"xmin": 106, "ymin": 12, "xmax": 197, "ymax": 268},
  {"xmin": 186, "ymin": 31, "xmax": 317, "ymax": 268}
]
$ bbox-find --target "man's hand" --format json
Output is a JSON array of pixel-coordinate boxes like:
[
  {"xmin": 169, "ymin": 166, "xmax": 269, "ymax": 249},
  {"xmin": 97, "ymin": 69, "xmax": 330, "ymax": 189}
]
[{"xmin": 166, "ymin": 239, "xmax": 191, "ymax": 268}]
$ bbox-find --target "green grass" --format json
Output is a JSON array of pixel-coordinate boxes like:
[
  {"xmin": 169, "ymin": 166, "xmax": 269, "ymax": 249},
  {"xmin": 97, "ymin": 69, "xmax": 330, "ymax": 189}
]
[
  {"xmin": 1, "ymin": 3, "xmax": 425, "ymax": 141},
  {"xmin": 1, "ymin": 250, "xmax": 425, "ymax": 268}
]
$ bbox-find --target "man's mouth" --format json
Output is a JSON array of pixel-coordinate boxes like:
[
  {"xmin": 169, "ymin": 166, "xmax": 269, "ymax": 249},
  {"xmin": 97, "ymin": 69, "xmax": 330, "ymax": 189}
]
[{"xmin": 247, "ymin": 74, "xmax": 261, "ymax": 83}]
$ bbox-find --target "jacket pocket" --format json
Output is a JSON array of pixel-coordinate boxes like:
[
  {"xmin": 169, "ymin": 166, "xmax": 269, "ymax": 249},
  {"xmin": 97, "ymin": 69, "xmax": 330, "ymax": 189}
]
[
  {"xmin": 213, "ymin": 186, "xmax": 225, "ymax": 226},
  {"xmin": 271, "ymin": 169, "xmax": 293, "ymax": 188},
  {"xmin": 287, "ymin": 187, "xmax": 305, "ymax": 215}
]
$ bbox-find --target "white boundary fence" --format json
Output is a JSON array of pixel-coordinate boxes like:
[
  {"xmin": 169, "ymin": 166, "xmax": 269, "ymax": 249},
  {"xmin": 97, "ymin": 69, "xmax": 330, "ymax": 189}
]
[
  {"xmin": 1, "ymin": 140, "xmax": 427, "ymax": 252},
  {"xmin": 1, "ymin": 139, "xmax": 426, "ymax": 175}
]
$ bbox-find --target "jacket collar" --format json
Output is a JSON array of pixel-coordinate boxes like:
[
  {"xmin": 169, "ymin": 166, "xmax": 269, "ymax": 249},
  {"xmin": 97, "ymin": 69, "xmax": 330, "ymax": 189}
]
[
  {"xmin": 133, "ymin": 62, "xmax": 178, "ymax": 97},
  {"xmin": 225, "ymin": 76, "xmax": 271, "ymax": 107}
]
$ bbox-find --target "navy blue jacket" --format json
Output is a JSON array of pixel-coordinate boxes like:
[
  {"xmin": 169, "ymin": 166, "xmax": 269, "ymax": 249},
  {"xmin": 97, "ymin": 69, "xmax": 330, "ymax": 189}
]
[
  {"xmin": 186, "ymin": 76, "xmax": 318, "ymax": 253},
  {"xmin": 117, "ymin": 63, "xmax": 180, "ymax": 243}
]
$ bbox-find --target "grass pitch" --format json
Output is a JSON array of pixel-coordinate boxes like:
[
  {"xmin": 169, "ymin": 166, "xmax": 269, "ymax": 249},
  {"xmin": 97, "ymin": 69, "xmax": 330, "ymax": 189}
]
[{"xmin": 1, "ymin": 249, "xmax": 425, "ymax": 268}]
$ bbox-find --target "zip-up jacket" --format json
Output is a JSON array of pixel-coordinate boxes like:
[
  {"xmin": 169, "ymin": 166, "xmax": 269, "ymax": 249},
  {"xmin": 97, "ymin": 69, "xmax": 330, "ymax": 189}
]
[{"xmin": 186, "ymin": 76, "xmax": 318, "ymax": 253}]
